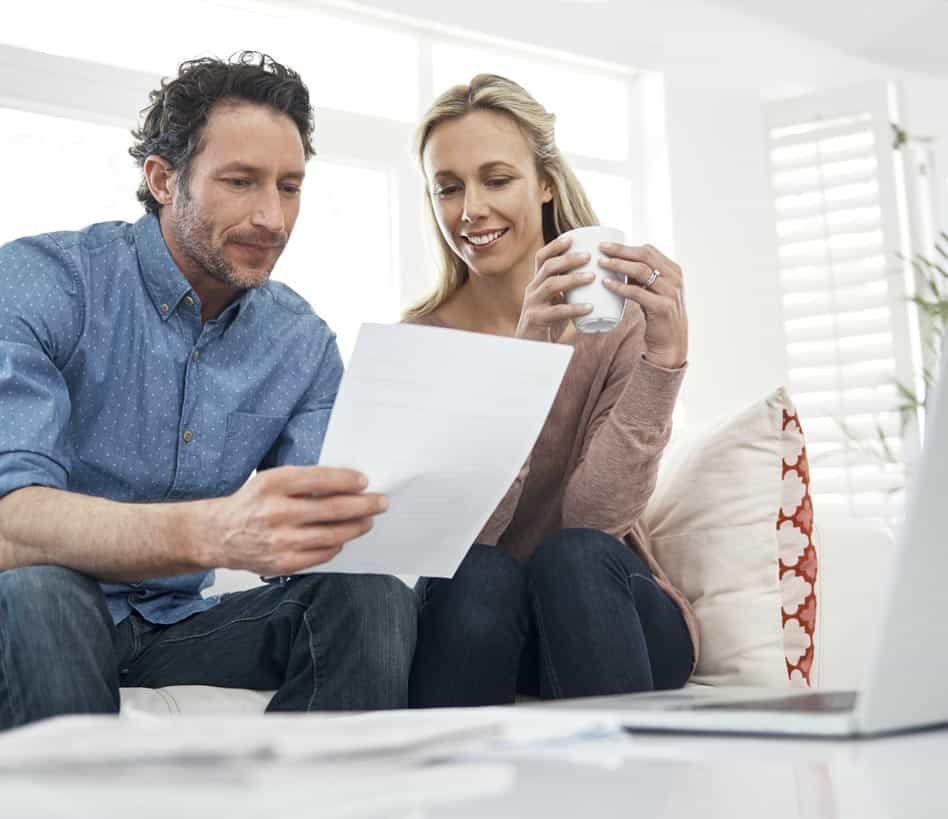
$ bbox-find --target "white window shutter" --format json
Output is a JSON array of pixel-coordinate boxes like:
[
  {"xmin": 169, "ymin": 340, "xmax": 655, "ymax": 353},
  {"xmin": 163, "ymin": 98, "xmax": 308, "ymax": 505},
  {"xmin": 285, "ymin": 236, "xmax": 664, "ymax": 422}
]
[{"xmin": 764, "ymin": 83, "xmax": 921, "ymax": 521}]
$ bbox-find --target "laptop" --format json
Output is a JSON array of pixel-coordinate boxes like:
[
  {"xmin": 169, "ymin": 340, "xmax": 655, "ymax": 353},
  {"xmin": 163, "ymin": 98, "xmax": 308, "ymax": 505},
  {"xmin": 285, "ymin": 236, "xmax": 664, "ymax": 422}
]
[{"xmin": 547, "ymin": 343, "xmax": 948, "ymax": 739}]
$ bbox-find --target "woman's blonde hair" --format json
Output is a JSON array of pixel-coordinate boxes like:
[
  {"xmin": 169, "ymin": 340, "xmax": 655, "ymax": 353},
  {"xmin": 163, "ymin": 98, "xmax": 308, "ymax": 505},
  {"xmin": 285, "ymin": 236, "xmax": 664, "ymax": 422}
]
[{"xmin": 403, "ymin": 73, "xmax": 598, "ymax": 322}]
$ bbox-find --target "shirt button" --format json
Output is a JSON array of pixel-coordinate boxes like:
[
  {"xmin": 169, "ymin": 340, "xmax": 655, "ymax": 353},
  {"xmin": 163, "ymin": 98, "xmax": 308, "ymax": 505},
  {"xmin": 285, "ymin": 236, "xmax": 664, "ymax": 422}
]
[
  {"xmin": 191, "ymin": 350, "xmax": 200, "ymax": 363},
  {"xmin": 183, "ymin": 431, "xmax": 194, "ymax": 444},
  {"xmin": 183, "ymin": 295, "xmax": 195, "ymax": 307},
  {"xmin": 160, "ymin": 303, "xmax": 169, "ymax": 313}
]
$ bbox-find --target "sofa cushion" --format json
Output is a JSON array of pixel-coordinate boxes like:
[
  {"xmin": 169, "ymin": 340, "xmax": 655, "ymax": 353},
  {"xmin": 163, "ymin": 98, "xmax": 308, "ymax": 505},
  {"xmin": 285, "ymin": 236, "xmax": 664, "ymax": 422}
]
[
  {"xmin": 643, "ymin": 387, "xmax": 818, "ymax": 687},
  {"xmin": 121, "ymin": 686, "xmax": 272, "ymax": 715}
]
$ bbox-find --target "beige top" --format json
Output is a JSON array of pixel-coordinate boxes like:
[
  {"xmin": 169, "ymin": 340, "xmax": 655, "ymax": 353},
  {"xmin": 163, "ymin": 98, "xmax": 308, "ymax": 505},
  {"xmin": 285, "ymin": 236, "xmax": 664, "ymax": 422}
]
[{"xmin": 409, "ymin": 307, "xmax": 700, "ymax": 668}]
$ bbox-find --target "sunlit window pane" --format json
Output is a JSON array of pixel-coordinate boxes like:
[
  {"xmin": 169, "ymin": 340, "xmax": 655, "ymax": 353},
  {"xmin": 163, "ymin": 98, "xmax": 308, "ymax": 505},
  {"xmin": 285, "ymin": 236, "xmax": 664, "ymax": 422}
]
[
  {"xmin": 574, "ymin": 168, "xmax": 636, "ymax": 238},
  {"xmin": 0, "ymin": 108, "xmax": 141, "ymax": 244},
  {"xmin": 2, "ymin": 0, "xmax": 419, "ymax": 122},
  {"xmin": 273, "ymin": 160, "xmax": 400, "ymax": 362},
  {"xmin": 432, "ymin": 43, "xmax": 630, "ymax": 161}
]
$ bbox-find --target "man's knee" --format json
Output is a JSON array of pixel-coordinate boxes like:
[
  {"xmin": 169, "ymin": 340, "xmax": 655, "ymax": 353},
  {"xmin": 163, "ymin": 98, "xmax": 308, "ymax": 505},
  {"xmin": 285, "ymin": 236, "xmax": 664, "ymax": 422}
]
[
  {"xmin": 293, "ymin": 573, "xmax": 417, "ymax": 655},
  {"xmin": 347, "ymin": 574, "xmax": 417, "ymax": 654},
  {"xmin": 0, "ymin": 565, "xmax": 109, "ymax": 626},
  {"xmin": 0, "ymin": 566, "xmax": 118, "ymax": 728}
]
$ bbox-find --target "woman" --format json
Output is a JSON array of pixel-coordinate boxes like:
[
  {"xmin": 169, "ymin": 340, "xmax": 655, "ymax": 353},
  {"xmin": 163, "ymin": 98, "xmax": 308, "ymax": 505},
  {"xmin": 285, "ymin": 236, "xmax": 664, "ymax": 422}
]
[{"xmin": 406, "ymin": 74, "xmax": 697, "ymax": 706}]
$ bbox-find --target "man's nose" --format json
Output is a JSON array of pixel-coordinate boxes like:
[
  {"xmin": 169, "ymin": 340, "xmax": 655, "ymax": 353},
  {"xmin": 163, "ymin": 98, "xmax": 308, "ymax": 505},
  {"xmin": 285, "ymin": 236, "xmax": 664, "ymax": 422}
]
[{"xmin": 251, "ymin": 186, "xmax": 286, "ymax": 233}]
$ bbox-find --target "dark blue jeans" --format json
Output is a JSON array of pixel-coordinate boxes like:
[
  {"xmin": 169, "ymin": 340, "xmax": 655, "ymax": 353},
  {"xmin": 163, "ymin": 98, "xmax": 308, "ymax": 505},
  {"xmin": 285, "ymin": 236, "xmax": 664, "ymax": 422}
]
[
  {"xmin": 0, "ymin": 566, "xmax": 417, "ymax": 731},
  {"xmin": 409, "ymin": 528, "xmax": 693, "ymax": 707}
]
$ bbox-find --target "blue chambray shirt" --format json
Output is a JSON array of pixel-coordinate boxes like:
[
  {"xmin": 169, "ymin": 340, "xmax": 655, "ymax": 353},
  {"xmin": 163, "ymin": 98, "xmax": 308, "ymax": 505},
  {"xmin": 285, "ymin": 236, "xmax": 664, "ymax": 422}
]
[{"xmin": 0, "ymin": 214, "xmax": 343, "ymax": 624}]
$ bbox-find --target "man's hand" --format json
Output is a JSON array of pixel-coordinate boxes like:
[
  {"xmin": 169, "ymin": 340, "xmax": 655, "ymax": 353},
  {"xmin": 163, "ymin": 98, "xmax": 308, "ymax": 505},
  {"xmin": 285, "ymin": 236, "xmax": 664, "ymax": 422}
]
[{"xmin": 196, "ymin": 466, "xmax": 388, "ymax": 576}]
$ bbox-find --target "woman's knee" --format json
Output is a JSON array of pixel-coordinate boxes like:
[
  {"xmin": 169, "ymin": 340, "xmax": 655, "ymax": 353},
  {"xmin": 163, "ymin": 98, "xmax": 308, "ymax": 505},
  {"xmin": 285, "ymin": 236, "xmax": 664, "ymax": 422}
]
[
  {"xmin": 419, "ymin": 546, "xmax": 527, "ymax": 647},
  {"xmin": 528, "ymin": 528, "xmax": 635, "ymax": 585},
  {"xmin": 450, "ymin": 544, "xmax": 526, "ymax": 604}
]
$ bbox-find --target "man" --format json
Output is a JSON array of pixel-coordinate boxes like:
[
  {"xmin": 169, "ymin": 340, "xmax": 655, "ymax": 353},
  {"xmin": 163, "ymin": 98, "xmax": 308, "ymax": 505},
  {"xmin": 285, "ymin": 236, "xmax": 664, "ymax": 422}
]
[{"xmin": 0, "ymin": 52, "xmax": 416, "ymax": 731}]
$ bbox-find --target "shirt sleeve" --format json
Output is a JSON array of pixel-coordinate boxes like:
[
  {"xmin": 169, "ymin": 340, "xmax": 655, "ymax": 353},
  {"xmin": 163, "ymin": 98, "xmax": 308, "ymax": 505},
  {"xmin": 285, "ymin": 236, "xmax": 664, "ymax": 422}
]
[
  {"xmin": 0, "ymin": 235, "xmax": 85, "ymax": 499},
  {"xmin": 561, "ymin": 311, "xmax": 685, "ymax": 537},
  {"xmin": 259, "ymin": 330, "xmax": 344, "ymax": 469}
]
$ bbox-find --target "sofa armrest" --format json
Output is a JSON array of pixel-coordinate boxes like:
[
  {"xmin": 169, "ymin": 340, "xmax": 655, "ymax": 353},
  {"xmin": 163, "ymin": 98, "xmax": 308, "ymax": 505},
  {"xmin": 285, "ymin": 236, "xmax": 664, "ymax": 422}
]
[{"xmin": 812, "ymin": 520, "xmax": 895, "ymax": 691}]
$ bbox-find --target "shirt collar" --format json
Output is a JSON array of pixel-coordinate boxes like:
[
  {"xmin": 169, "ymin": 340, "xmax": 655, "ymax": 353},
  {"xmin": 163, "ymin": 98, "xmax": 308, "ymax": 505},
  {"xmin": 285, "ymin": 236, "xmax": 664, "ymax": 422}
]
[{"xmin": 131, "ymin": 213, "xmax": 256, "ymax": 323}]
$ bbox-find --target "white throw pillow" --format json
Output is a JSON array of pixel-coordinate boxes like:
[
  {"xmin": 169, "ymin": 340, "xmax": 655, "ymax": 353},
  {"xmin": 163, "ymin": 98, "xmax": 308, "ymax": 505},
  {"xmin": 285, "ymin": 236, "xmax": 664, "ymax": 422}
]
[{"xmin": 643, "ymin": 387, "xmax": 818, "ymax": 687}]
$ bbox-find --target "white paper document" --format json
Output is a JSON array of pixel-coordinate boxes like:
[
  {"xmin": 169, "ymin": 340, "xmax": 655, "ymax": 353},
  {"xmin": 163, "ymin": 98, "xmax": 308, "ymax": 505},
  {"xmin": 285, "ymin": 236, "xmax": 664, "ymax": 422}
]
[
  {"xmin": 306, "ymin": 322, "xmax": 573, "ymax": 577},
  {"xmin": 0, "ymin": 708, "xmax": 620, "ymax": 769}
]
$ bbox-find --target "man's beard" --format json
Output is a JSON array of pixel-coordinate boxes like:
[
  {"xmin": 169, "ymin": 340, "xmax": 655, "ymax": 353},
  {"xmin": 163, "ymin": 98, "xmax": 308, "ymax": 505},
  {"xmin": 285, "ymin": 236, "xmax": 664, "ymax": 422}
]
[{"xmin": 171, "ymin": 195, "xmax": 287, "ymax": 290}]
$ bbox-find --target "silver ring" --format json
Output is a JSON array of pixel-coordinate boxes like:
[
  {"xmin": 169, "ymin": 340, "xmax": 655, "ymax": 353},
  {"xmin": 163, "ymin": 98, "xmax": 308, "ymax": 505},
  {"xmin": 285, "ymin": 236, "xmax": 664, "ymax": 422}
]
[{"xmin": 643, "ymin": 269, "xmax": 661, "ymax": 290}]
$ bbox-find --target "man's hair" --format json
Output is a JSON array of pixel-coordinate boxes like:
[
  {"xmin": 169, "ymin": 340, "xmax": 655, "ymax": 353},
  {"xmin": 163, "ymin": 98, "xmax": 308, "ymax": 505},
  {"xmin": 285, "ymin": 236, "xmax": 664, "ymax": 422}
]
[{"xmin": 130, "ymin": 51, "xmax": 315, "ymax": 214}]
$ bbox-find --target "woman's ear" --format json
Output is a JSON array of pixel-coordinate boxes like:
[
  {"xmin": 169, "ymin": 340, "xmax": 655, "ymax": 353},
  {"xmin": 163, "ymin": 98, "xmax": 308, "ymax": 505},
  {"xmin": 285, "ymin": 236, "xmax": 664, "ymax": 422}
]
[{"xmin": 540, "ymin": 176, "xmax": 554, "ymax": 204}]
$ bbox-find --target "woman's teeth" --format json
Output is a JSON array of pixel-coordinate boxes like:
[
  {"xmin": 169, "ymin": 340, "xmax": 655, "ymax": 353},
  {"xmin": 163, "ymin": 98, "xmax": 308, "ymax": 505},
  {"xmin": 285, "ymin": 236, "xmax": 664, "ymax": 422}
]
[{"xmin": 467, "ymin": 229, "xmax": 506, "ymax": 246}]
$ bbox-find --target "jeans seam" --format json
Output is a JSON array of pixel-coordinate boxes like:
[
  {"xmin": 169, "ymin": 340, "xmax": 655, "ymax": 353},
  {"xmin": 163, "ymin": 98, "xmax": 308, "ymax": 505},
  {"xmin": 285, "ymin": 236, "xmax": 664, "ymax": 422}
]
[
  {"xmin": 626, "ymin": 570, "xmax": 662, "ymax": 597},
  {"xmin": 415, "ymin": 579, "xmax": 433, "ymax": 611},
  {"xmin": 303, "ymin": 607, "xmax": 320, "ymax": 711},
  {"xmin": 0, "ymin": 628, "xmax": 23, "ymax": 727},
  {"xmin": 527, "ymin": 576, "xmax": 563, "ymax": 699},
  {"xmin": 153, "ymin": 599, "xmax": 307, "ymax": 648}
]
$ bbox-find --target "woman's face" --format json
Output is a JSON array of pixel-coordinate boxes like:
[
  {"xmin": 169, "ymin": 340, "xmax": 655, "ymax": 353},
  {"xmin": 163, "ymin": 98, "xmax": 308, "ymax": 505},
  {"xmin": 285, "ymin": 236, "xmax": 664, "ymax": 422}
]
[{"xmin": 422, "ymin": 110, "xmax": 552, "ymax": 281}]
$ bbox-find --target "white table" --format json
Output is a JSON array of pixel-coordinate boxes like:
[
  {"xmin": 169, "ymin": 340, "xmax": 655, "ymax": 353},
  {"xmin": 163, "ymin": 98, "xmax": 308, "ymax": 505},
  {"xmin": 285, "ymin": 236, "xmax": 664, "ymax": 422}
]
[{"xmin": 2, "ymin": 717, "xmax": 945, "ymax": 818}]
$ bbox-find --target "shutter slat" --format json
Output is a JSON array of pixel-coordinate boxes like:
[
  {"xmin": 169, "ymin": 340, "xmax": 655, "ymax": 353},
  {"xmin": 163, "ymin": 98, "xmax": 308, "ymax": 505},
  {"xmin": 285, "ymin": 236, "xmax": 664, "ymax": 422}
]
[
  {"xmin": 776, "ymin": 182, "xmax": 879, "ymax": 218},
  {"xmin": 769, "ymin": 115, "xmax": 873, "ymax": 145},
  {"xmin": 771, "ymin": 131, "xmax": 875, "ymax": 172},
  {"xmin": 789, "ymin": 359, "xmax": 896, "ymax": 392},
  {"xmin": 782, "ymin": 281, "xmax": 889, "ymax": 318}
]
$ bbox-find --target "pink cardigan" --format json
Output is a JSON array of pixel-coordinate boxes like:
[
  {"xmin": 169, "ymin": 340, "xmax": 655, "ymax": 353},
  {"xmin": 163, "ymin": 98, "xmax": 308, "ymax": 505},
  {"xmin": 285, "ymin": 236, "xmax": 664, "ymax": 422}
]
[{"xmin": 409, "ymin": 307, "xmax": 699, "ymax": 668}]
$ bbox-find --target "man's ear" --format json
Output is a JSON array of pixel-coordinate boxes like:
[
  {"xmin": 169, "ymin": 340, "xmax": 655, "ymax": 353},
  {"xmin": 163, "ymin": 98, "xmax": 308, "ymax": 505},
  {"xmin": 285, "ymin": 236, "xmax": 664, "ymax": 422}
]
[{"xmin": 143, "ymin": 155, "xmax": 176, "ymax": 207}]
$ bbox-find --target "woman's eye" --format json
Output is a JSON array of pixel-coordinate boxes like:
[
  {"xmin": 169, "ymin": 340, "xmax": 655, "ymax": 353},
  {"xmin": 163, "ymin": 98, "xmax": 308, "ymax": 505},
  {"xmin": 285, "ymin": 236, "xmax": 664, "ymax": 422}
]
[
  {"xmin": 434, "ymin": 185, "xmax": 460, "ymax": 198},
  {"xmin": 486, "ymin": 177, "xmax": 513, "ymax": 188}
]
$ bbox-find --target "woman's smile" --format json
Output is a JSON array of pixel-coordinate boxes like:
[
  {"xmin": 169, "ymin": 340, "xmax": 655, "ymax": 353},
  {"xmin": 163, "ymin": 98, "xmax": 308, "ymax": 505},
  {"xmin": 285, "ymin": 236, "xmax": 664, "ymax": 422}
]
[{"xmin": 462, "ymin": 227, "xmax": 509, "ymax": 253}]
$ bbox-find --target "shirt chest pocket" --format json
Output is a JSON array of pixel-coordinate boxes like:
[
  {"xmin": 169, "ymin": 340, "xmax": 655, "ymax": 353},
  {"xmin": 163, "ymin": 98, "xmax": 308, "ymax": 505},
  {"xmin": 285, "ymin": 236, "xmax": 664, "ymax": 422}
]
[{"xmin": 218, "ymin": 411, "xmax": 290, "ymax": 494}]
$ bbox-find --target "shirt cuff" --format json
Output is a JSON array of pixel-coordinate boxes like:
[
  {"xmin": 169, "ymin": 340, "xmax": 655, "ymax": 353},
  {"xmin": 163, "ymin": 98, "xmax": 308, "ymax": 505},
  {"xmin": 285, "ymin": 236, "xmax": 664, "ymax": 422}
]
[{"xmin": 0, "ymin": 450, "xmax": 69, "ymax": 499}]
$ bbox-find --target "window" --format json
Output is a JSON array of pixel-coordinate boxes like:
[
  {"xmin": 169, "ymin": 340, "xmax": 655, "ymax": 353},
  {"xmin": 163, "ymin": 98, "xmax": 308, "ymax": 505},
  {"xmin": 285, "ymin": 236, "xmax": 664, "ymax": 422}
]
[
  {"xmin": 765, "ymin": 84, "xmax": 922, "ymax": 520},
  {"xmin": 0, "ymin": 2, "xmax": 643, "ymax": 360},
  {"xmin": 0, "ymin": 108, "xmax": 141, "ymax": 242},
  {"xmin": 274, "ymin": 160, "xmax": 399, "ymax": 363},
  {"xmin": 574, "ymin": 169, "xmax": 636, "ymax": 240}
]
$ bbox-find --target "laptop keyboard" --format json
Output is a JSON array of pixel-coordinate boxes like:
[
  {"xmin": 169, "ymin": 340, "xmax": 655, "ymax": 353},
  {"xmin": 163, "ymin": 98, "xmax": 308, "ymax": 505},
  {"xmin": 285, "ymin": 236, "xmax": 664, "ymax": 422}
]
[{"xmin": 683, "ymin": 691, "xmax": 858, "ymax": 714}]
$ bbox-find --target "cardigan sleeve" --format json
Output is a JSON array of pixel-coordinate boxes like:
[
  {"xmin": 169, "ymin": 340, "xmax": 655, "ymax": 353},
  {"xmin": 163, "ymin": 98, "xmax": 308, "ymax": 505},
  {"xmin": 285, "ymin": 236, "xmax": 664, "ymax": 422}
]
[{"xmin": 560, "ymin": 310, "xmax": 685, "ymax": 537}]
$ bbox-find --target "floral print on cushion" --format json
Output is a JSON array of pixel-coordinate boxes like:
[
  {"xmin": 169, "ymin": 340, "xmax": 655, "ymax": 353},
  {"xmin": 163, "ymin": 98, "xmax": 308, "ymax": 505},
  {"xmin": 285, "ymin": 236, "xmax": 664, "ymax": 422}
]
[{"xmin": 777, "ymin": 409, "xmax": 818, "ymax": 687}]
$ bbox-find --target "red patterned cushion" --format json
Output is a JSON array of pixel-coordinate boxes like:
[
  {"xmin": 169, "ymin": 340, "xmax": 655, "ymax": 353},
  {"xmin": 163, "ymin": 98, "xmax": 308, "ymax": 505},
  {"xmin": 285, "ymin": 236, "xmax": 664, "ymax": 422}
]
[{"xmin": 778, "ymin": 410, "xmax": 818, "ymax": 687}]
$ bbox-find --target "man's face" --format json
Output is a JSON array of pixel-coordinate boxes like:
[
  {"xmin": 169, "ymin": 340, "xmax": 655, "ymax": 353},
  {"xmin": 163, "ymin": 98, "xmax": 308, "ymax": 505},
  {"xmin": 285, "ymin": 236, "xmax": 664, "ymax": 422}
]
[{"xmin": 164, "ymin": 100, "xmax": 306, "ymax": 291}]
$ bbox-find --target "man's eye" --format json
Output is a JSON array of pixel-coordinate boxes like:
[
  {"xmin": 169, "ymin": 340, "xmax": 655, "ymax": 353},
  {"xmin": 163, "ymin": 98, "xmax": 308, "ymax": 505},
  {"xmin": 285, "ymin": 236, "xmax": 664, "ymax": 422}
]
[
  {"xmin": 281, "ymin": 184, "xmax": 302, "ymax": 196},
  {"xmin": 225, "ymin": 178, "xmax": 251, "ymax": 188}
]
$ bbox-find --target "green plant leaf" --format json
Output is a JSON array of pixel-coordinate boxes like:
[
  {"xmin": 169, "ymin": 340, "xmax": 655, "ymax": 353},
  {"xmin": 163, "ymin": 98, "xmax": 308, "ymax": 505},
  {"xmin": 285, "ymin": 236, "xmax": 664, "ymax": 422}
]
[
  {"xmin": 895, "ymin": 381, "xmax": 924, "ymax": 409},
  {"xmin": 875, "ymin": 420, "xmax": 895, "ymax": 462}
]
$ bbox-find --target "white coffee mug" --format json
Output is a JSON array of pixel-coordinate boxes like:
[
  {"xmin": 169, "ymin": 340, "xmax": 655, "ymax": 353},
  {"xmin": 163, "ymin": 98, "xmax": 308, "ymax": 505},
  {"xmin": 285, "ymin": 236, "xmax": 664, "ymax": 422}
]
[{"xmin": 561, "ymin": 225, "xmax": 626, "ymax": 333}]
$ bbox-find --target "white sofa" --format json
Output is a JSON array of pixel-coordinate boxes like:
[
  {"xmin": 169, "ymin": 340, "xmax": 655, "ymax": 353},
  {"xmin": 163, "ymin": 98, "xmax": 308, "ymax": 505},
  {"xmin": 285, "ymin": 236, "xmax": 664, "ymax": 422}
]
[{"xmin": 119, "ymin": 521, "xmax": 895, "ymax": 715}]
